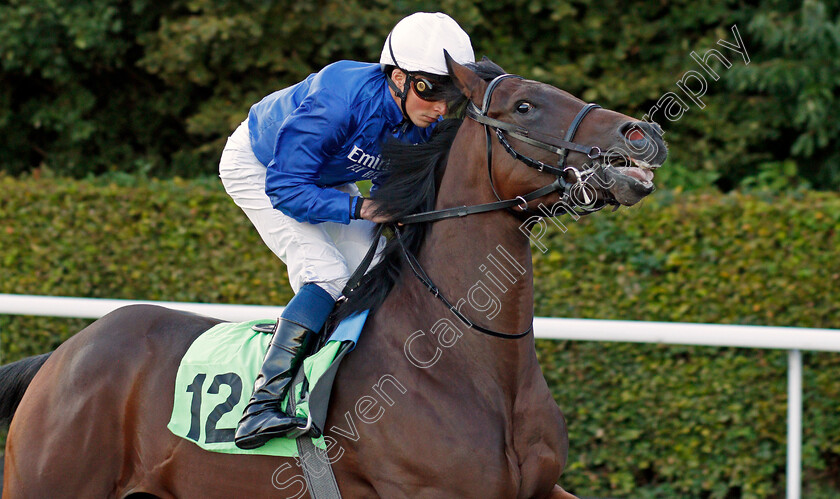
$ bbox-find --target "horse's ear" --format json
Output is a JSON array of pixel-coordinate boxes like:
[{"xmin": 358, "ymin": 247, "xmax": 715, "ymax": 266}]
[{"xmin": 445, "ymin": 50, "xmax": 487, "ymax": 105}]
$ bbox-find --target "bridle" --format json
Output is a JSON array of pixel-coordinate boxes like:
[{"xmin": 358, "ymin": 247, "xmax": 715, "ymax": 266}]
[
  {"xmin": 398, "ymin": 73, "xmax": 619, "ymax": 226},
  {"xmin": 347, "ymin": 73, "xmax": 619, "ymax": 340}
]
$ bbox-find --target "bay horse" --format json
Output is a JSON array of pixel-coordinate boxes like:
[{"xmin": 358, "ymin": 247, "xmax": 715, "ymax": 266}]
[{"xmin": 1, "ymin": 57, "xmax": 666, "ymax": 498}]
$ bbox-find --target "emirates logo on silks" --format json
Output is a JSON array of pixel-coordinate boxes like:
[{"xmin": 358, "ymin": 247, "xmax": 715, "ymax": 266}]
[{"xmin": 346, "ymin": 145, "xmax": 386, "ymax": 177}]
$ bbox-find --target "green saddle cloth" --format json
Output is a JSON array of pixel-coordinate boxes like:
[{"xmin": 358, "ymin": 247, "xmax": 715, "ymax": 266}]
[{"xmin": 167, "ymin": 319, "xmax": 343, "ymax": 457}]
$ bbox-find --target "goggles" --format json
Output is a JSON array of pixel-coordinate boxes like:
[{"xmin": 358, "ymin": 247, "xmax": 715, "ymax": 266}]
[{"xmin": 409, "ymin": 74, "xmax": 451, "ymax": 102}]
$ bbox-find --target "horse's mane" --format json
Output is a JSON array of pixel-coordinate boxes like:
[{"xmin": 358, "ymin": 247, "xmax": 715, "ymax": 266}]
[{"xmin": 329, "ymin": 58, "xmax": 506, "ymax": 327}]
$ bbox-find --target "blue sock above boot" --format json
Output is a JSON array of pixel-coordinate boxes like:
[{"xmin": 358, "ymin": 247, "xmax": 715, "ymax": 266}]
[{"xmin": 280, "ymin": 283, "xmax": 336, "ymax": 333}]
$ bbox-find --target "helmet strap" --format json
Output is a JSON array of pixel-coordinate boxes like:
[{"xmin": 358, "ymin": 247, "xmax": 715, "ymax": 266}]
[
  {"xmin": 386, "ymin": 74, "xmax": 407, "ymax": 99},
  {"xmin": 385, "ymin": 73, "xmax": 411, "ymax": 133},
  {"xmin": 387, "ymin": 32, "xmax": 413, "ymax": 133}
]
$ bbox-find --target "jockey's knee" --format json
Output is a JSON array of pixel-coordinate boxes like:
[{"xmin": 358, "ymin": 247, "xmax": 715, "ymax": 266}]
[{"xmin": 282, "ymin": 283, "xmax": 338, "ymax": 332}]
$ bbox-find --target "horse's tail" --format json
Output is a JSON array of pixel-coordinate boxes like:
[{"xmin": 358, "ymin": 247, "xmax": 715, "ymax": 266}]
[{"xmin": 0, "ymin": 352, "xmax": 52, "ymax": 426}]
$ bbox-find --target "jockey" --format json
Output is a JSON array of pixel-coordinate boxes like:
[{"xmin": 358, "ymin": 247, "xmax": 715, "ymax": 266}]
[{"xmin": 219, "ymin": 12, "xmax": 475, "ymax": 449}]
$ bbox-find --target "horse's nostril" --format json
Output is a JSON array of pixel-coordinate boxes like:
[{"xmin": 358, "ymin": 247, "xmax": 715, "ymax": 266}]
[
  {"xmin": 625, "ymin": 127, "xmax": 645, "ymax": 142},
  {"xmin": 619, "ymin": 122, "xmax": 647, "ymax": 142}
]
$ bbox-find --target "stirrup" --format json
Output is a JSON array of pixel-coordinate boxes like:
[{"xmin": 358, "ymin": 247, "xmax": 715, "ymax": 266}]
[
  {"xmin": 251, "ymin": 322, "xmax": 276, "ymax": 333},
  {"xmin": 284, "ymin": 412, "xmax": 322, "ymax": 439}
]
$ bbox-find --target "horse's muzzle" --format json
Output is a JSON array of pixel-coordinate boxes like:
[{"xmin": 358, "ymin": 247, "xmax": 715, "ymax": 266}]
[{"xmin": 603, "ymin": 166, "xmax": 657, "ymax": 206}]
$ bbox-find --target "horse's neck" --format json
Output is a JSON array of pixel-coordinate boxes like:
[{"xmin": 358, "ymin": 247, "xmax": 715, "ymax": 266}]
[
  {"xmin": 418, "ymin": 214, "xmax": 535, "ymax": 335},
  {"xmin": 423, "ymin": 123, "xmax": 536, "ymax": 334},
  {"xmin": 379, "ymin": 125, "xmax": 538, "ymax": 385}
]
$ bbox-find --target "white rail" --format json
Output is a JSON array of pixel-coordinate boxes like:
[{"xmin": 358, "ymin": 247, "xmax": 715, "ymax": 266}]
[
  {"xmin": 532, "ymin": 317, "xmax": 840, "ymax": 352},
  {"xmin": 0, "ymin": 294, "xmax": 287, "ymax": 321},
  {"xmin": 4, "ymin": 293, "xmax": 840, "ymax": 499}
]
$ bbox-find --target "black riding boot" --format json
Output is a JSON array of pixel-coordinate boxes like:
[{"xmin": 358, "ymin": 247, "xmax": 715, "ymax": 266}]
[{"xmin": 234, "ymin": 318, "xmax": 316, "ymax": 449}]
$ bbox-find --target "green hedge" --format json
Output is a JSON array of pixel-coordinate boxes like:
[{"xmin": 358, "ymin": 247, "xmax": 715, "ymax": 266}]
[
  {"xmin": 2, "ymin": 1, "xmax": 839, "ymax": 189},
  {"xmin": 1, "ymin": 174, "xmax": 839, "ymax": 497}
]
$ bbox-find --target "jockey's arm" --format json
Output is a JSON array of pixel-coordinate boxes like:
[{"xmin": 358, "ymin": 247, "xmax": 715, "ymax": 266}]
[{"xmin": 264, "ymin": 90, "xmax": 361, "ymax": 225}]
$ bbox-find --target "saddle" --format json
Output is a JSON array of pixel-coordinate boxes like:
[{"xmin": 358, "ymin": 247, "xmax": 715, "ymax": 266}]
[{"xmin": 167, "ymin": 311, "xmax": 368, "ymax": 457}]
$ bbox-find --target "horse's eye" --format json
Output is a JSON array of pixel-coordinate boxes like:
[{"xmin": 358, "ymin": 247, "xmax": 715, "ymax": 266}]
[{"xmin": 516, "ymin": 102, "xmax": 532, "ymax": 114}]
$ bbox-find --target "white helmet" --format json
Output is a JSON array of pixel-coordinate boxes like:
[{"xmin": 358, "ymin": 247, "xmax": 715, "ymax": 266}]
[{"xmin": 380, "ymin": 12, "xmax": 475, "ymax": 76}]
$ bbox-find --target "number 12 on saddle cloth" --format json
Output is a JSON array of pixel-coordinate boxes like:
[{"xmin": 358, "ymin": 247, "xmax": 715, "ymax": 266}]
[{"xmin": 167, "ymin": 312, "xmax": 367, "ymax": 456}]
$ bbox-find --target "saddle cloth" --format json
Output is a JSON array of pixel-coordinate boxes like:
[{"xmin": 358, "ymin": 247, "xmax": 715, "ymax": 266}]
[{"xmin": 167, "ymin": 311, "xmax": 368, "ymax": 456}]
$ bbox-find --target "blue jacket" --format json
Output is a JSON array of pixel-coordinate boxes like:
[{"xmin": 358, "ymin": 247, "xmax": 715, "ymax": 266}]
[{"xmin": 248, "ymin": 61, "xmax": 433, "ymax": 224}]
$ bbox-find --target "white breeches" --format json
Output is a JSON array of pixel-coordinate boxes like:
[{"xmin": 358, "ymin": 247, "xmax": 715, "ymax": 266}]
[{"xmin": 218, "ymin": 121, "xmax": 383, "ymax": 300}]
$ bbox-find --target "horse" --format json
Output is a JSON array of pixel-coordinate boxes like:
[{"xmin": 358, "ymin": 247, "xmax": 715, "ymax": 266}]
[{"xmin": 0, "ymin": 56, "xmax": 667, "ymax": 498}]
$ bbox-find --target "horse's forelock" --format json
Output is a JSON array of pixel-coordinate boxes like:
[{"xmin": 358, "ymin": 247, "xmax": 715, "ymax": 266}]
[{"xmin": 468, "ymin": 57, "xmax": 506, "ymax": 81}]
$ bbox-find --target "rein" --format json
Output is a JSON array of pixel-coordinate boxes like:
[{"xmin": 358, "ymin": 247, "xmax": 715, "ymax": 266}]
[
  {"xmin": 394, "ymin": 226, "xmax": 532, "ymax": 339},
  {"xmin": 339, "ymin": 223, "xmax": 532, "ymax": 339}
]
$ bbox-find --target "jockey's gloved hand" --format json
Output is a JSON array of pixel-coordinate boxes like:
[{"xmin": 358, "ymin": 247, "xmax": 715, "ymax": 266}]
[{"xmin": 359, "ymin": 199, "xmax": 392, "ymax": 224}]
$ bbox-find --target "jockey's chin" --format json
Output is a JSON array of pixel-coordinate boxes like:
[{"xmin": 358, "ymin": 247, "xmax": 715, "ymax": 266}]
[{"xmin": 410, "ymin": 114, "xmax": 442, "ymax": 127}]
